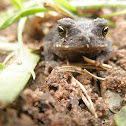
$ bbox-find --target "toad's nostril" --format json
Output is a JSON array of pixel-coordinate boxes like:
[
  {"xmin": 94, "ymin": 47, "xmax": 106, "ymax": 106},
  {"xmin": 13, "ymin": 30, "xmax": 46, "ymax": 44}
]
[
  {"xmin": 81, "ymin": 36, "xmax": 90, "ymax": 46},
  {"xmin": 87, "ymin": 38, "xmax": 90, "ymax": 43},
  {"xmin": 86, "ymin": 44, "xmax": 89, "ymax": 48}
]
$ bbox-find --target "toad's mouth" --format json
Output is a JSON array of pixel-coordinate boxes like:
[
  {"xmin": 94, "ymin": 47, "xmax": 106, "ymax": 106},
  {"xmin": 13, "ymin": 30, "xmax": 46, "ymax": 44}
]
[{"xmin": 54, "ymin": 42, "xmax": 107, "ymax": 52}]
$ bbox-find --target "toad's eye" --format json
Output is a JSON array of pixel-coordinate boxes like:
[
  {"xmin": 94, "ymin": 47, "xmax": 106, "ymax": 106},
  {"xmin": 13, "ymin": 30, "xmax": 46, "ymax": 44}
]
[
  {"xmin": 58, "ymin": 25, "xmax": 66, "ymax": 37},
  {"xmin": 102, "ymin": 26, "xmax": 108, "ymax": 37}
]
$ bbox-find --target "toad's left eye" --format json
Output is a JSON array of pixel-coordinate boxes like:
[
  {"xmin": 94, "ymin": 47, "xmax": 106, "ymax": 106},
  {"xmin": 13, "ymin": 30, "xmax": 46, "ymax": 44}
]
[{"xmin": 102, "ymin": 26, "xmax": 108, "ymax": 37}]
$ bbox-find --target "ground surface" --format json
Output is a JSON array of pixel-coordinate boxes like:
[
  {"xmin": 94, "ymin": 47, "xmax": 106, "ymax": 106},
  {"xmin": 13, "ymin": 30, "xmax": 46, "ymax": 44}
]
[{"xmin": 0, "ymin": 4, "xmax": 126, "ymax": 126}]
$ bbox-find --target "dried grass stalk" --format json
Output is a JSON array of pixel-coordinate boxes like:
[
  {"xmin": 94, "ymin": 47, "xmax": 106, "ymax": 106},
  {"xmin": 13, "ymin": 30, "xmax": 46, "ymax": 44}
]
[
  {"xmin": 58, "ymin": 66, "xmax": 105, "ymax": 80},
  {"xmin": 71, "ymin": 76, "xmax": 98, "ymax": 118}
]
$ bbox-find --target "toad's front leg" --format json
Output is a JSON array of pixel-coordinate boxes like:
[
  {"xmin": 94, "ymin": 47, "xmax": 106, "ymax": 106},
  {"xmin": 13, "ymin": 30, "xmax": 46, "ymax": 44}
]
[
  {"xmin": 44, "ymin": 41, "xmax": 61, "ymax": 75},
  {"xmin": 96, "ymin": 41, "xmax": 113, "ymax": 66}
]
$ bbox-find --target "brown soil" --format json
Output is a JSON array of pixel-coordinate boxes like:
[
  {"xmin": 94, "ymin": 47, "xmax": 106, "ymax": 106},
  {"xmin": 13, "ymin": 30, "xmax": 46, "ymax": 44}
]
[{"xmin": 0, "ymin": 6, "xmax": 126, "ymax": 126}]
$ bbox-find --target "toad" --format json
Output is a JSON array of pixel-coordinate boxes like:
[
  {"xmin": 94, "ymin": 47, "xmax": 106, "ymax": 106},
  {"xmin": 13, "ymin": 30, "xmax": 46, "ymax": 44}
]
[{"xmin": 43, "ymin": 17, "xmax": 113, "ymax": 73}]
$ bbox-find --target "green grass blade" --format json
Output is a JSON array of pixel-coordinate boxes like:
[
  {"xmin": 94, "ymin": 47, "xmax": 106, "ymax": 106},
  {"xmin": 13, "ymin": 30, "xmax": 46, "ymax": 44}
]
[
  {"xmin": 0, "ymin": 7, "xmax": 48, "ymax": 30},
  {"xmin": 53, "ymin": 0, "xmax": 77, "ymax": 12},
  {"xmin": 0, "ymin": 48, "xmax": 40, "ymax": 105},
  {"xmin": 102, "ymin": 9, "xmax": 126, "ymax": 18},
  {"xmin": 0, "ymin": 64, "xmax": 5, "ymax": 71},
  {"xmin": 11, "ymin": 0, "xmax": 23, "ymax": 10},
  {"xmin": 57, "ymin": 4, "xmax": 77, "ymax": 18},
  {"xmin": 70, "ymin": 0, "xmax": 126, "ymax": 9}
]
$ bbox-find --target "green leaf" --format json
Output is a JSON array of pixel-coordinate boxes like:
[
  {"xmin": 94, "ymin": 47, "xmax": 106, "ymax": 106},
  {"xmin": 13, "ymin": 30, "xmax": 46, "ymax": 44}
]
[
  {"xmin": 0, "ymin": 7, "xmax": 48, "ymax": 30},
  {"xmin": 53, "ymin": 0, "xmax": 77, "ymax": 12},
  {"xmin": 115, "ymin": 106, "xmax": 126, "ymax": 126},
  {"xmin": 11, "ymin": 0, "xmax": 23, "ymax": 10},
  {"xmin": 0, "ymin": 47, "xmax": 40, "ymax": 105},
  {"xmin": 0, "ymin": 63, "xmax": 5, "ymax": 71}
]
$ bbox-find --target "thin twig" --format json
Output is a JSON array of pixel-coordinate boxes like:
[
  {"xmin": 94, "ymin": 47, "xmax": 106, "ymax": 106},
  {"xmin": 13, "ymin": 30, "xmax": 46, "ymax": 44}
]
[
  {"xmin": 72, "ymin": 76, "xmax": 98, "ymax": 118},
  {"xmin": 81, "ymin": 93, "xmax": 97, "ymax": 117},
  {"xmin": 62, "ymin": 63, "xmax": 105, "ymax": 70},
  {"xmin": 58, "ymin": 66, "xmax": 105, "ymax": 80},
  {"xmin": 83, "ymin": 69, "xmax": 105, "ymax": 81}
]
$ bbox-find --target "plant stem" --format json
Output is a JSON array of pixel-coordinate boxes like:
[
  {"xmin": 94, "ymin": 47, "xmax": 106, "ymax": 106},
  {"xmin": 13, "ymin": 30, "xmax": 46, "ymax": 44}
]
[{"xmin": 17, "ymin": 17, "xmax": 27, "ymax": 57}]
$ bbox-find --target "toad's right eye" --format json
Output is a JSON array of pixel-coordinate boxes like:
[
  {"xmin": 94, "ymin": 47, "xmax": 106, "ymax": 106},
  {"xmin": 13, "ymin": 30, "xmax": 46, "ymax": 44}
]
[
  {"xmin": 58, "ymin": 25, "xmax": 66, "ymax": 37},
  {"xmin": 102, "ymin": 26, "xmax": 108, "ymax": 37}
]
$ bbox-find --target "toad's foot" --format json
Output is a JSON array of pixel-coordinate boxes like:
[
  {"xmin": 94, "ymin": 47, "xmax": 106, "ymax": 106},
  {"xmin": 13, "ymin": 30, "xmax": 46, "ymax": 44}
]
[
  {"xmin": 44, "ymin": 61, "xmax": 62, "ymax": 75},
  {"xmin": 95, "ymin": 59, "xmax": 103, "ymax": 67},
  {"xmin": 83, "ymin": 56, "xmax": 112, "ymax": 69}
]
